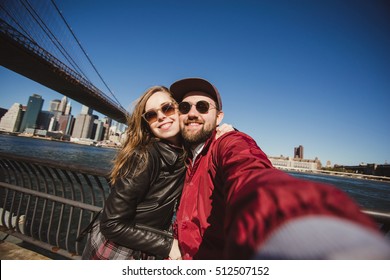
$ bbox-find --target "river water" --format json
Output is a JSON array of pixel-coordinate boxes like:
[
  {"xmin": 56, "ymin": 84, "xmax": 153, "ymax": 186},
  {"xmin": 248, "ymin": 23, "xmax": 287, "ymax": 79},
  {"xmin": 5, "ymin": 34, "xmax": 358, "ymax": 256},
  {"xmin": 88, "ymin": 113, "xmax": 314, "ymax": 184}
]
[{"xmin": 1, "ymin": 133, "xmax": 389, "ymax": 212}]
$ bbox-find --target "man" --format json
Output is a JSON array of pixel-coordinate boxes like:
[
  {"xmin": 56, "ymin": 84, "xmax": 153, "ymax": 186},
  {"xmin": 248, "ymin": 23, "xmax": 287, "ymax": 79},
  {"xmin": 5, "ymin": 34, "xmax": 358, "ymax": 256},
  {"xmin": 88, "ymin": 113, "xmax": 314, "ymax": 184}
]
[{"xmin": 170, "ymin": 77, "xmax": 390, "ymax": 260}]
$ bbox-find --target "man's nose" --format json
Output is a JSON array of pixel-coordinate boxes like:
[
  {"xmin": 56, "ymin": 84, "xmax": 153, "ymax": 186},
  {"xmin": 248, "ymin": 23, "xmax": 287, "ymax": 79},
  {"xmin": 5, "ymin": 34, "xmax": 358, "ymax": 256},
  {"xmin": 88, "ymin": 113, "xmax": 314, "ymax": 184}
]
[{"xmin": 187, "ymin": 104, "xmax": 199, "ymax": 116}]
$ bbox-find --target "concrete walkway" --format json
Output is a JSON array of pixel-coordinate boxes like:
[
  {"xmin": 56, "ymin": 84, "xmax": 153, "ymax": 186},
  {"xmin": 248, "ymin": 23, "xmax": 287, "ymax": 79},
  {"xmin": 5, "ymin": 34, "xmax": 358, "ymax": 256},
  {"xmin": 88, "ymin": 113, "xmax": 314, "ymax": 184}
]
[{"xmin": 0, "ymin": 230, "xmax": 51, "ymax": 260}]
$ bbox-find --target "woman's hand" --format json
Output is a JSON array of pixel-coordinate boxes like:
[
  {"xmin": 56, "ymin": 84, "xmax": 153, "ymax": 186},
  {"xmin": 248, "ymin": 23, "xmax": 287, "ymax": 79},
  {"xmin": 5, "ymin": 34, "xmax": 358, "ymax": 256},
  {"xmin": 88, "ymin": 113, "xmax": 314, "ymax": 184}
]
[
  {"xmin": 216, "ymin": 123, "xmax": 235, "ymax": 139},
  {"xmin": 168, "ymin": 238, "xmax": 182, "ymax": 260}
]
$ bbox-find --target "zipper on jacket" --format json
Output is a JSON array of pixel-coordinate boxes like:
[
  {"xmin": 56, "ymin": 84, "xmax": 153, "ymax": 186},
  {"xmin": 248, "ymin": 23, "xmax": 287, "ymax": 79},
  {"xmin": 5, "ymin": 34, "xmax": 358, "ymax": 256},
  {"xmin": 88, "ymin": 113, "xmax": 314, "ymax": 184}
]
[{"xmin": 135, "ymin": 224, "xmax": 173, "ymax": 238}]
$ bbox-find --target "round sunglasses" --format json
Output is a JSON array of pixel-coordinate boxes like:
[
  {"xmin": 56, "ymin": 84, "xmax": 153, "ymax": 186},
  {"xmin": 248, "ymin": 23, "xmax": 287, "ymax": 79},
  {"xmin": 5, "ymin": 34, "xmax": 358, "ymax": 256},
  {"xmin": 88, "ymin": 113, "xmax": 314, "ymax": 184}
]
[
  {"xmin": 178, "ymin": 100, "xmax": 217, "ymax": 115},
  {"xmin": 142, "ymin": 102, "xmax": 177, "ymax": 124}
]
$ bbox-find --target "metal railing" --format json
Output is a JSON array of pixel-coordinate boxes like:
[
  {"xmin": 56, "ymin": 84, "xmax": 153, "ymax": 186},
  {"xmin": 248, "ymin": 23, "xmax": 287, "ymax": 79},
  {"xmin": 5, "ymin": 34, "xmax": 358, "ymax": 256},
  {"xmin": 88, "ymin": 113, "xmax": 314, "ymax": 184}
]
[
  {"xmin": 0, "ymin": 152, "xmax": 389, "ymax": 259},
  {"xmin": 0, "ymin": 152, "xmax": 110, "ymax": 259}
]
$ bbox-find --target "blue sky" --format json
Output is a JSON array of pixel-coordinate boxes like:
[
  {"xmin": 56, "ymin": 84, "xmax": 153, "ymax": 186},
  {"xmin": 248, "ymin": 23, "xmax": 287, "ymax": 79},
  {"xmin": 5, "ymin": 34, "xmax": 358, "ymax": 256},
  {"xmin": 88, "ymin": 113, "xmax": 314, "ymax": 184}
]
[{"xmin": 1, "ymin": 0, "xmax": 389, "ymax": 166}]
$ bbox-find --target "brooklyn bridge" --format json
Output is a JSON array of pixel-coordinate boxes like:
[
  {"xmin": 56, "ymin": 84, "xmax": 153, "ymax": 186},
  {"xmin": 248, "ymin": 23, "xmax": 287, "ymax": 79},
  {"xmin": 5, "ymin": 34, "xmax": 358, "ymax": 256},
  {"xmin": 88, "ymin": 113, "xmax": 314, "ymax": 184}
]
[{"xmin": 0, "ymin": 0, "xmax": 128, "ymax": 123}]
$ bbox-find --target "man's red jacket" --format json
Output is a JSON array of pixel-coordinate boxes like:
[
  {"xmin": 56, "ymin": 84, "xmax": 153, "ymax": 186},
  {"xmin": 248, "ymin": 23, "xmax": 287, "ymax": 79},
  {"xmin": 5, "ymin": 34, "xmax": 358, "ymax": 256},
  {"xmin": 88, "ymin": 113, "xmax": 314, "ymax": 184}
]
[{"xmin": 174, "ymin": 131, "xmax": 377, "ymax": 259}]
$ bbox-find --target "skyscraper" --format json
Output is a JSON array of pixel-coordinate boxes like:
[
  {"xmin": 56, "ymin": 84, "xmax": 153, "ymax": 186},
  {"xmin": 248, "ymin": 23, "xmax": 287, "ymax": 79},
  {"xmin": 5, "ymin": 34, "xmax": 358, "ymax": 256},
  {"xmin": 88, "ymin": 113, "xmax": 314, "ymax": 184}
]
[
  {"xmin": 0, "ymin": 103, "xmax": 23, "ymax": 132},
  {"xmin": 72, "ymin": 114, "xmax": 95, "ymax": 139},
  {"xmin": 19, "ymin": 94, "xmax": 44, "ymax": 132},
  {"xmin": 81, "ymin": 105, "xmax": 93, "ymax": 115},
  {"xmin": 58, "ymin": 114, "xmax": 73, "ymax": 134},
  {"xmin": 294, "ymin": 145, "xmax": 304, "ymax": 159},
  {"xmin": 49, "ymin": 99, "xmax": 61, "ymax": 112},
  {"xmin": 37, "ymin": 111, "xmax": 54, "ymax": 130},
  {"xmin": 58, "ymin": 96, "xmax": 68, "ymax": 114},
  {"xmin": 46, "ymin": 96, "xmax": 72, "ymax": 132},
  {"xmin": 93, "ymin": 119, "xmax": 104, "ymax": 141},
  {"xmin": 65, "ymin": 101, "xmax": 72, "ymax": 115}
]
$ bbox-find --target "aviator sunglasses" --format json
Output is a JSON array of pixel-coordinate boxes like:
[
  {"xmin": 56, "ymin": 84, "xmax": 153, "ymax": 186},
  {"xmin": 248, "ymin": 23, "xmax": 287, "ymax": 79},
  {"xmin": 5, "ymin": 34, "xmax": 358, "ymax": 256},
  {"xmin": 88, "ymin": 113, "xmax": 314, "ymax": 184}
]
[
  {"xmin": 178, "ymin": 100, "xmax": 217, "ymax": 114},
  {"xmin": 142, "ymin": 102, "xmax": 177, "ymax": 124}
]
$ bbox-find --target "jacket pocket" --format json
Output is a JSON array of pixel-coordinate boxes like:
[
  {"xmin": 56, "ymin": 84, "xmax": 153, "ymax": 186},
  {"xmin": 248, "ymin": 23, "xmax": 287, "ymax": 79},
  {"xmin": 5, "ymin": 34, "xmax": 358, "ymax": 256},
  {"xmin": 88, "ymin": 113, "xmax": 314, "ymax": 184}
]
[
  {"xmin": 135, "ymin": 224, "xmax": 173, "ymax": 238},
  {"xmin": 136, "ymin": 202, "xmax": 159, "ymax": 213}
]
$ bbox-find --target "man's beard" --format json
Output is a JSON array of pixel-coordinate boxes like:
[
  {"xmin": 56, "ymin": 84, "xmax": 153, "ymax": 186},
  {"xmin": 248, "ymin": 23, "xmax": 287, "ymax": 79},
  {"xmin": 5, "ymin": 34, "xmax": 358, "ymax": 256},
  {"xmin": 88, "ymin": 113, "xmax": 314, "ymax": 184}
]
[{"xmin": 182, "ymin": 125, "xmax": 214, "ymax": 146}]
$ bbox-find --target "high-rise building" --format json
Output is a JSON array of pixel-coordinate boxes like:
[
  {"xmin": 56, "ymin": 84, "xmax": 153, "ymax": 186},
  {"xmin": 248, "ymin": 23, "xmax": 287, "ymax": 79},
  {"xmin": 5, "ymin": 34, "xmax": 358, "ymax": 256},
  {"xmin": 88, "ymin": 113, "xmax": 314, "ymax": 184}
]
[
  {"xmin": 81, "ymin": 105, "xmax": 93, "ymax": 115},
  {"xmin": 65, "ymin": 101, "xmax": 72, "ymax": 115},
  {"xmin": 294, "ymin": 145, "xmax": 304, "ymax": 159},
  {"xmin": 71, "ymin": 105, "xmax": 97, "ymax": 139},
  {"xmin": 0, "ymin": 103, "xmax": 24, "ymax": 132},
  {"xmin": 37, "ymin": 111, "xmax": 54, "ymax": 130},
  {"xmin": 47, "ymin": 96, "xmax": 72, "ymax": 131},
  {"xmin": 72, "ymin": 114, "xmax": 95, "ymax": 139},
  {"xmin": 58, "ymin": 114, "xmax": 73, "ymax": 134},
  {"xmin": 0, "ymin": 108, "xmax": 7, "ymax": 119},
  {"xmin": 58, "ymin": 96, "xmax": 68, "ymax": 114},
  {"xmin": 48, "ymin": 116, "xmax": 57, "ymax": 132},
  {"xmin": 49, "ymin": 99, "xmax": 61, "ymax": 112},
  {"xmin": 19, "ymin": 94, "xmax": 44, "ymax": 132},
  {"xmin": 102, "ymin": 117, "xmax": 112, "ymax": 140},
  {"xmin": 92, "ymin": 119, "xmax": 105, "ymax": 141}
]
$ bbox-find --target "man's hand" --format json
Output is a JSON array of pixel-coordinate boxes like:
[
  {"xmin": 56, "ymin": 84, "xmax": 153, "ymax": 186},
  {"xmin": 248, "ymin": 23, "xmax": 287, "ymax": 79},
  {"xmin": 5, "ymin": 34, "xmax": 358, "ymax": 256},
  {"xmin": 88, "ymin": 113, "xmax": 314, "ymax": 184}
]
[
  {"xmin": 216, "ymin": 123, "xmax": 234, "ymax": 139},
  {"xmin": 168, "ymin": 238, "xmax": 182, "ymax": 260}
]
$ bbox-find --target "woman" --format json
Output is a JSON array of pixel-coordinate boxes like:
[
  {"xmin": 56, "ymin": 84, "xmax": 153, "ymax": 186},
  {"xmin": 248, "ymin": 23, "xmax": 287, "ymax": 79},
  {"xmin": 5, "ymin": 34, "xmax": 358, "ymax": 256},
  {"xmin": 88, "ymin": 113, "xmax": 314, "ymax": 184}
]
[{"xmin": 82, "ymin": 86, "xmax": 230, "ymax": 260}]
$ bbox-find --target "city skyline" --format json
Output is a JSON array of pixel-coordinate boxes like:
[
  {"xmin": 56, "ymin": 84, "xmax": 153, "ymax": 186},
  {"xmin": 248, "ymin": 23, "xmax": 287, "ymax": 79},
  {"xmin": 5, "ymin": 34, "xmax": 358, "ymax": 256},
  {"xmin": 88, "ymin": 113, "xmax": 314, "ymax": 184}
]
[
  {"xmin": 0, "ymin": 91, "xmax": 123, "ymax": 143},
  {"xmin": 1, "ymin": 0, "xmax": 389, "ymax": 166},
  {"xmin": 0, "ymin": 91, "xmax": 386, "ymax": 167}
]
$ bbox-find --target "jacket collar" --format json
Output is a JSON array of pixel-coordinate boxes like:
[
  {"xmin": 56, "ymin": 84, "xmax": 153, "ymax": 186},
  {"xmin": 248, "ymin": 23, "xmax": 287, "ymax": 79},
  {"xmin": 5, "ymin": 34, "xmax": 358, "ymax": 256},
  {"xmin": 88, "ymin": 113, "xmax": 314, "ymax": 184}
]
[
  {"xmin": 200, "ymin": 130, "xmax": 217, "ymax": 154},
  {"xmin": 186, "ymin": 130, "xmax": 217, "ymax": 162},
  {"xmin": 154, "ymin": 140, "xmax": 183, "ymax": 166}
]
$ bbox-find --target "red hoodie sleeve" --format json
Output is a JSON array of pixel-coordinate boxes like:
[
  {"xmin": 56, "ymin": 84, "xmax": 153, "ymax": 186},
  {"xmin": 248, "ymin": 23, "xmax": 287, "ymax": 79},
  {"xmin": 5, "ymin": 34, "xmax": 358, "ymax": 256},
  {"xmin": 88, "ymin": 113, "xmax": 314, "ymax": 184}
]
[{"xmin": 216, "ymin": 132, "xmax": 377, "ymax": 259}]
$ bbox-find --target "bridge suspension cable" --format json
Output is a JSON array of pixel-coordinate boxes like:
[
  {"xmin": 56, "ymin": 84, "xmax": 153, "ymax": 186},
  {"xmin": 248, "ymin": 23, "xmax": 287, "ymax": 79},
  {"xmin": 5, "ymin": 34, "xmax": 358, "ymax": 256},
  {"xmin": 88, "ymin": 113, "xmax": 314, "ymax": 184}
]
[
  {"xmin": 20, "ymin": 0, "xmax": 90, "ymax": 81},
  {"xmin": 50, "ymin": 0, "xmax": 124, "ymax": 109},
  {"xmin": 1, "ymin": 0, "xmax": 126, "ymax": 111},
  {"xmin": 0, "ymin": 2, "xmax": 34, "ymax": 42}
]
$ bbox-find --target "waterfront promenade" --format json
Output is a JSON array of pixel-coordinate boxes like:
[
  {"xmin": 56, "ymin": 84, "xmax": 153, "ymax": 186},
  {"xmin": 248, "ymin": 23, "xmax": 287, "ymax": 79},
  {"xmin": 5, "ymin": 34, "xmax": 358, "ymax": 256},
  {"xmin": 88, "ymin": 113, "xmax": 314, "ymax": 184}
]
[{"xmin": 276, "ymin": 166, "xmax": 390, "ymax": 182}]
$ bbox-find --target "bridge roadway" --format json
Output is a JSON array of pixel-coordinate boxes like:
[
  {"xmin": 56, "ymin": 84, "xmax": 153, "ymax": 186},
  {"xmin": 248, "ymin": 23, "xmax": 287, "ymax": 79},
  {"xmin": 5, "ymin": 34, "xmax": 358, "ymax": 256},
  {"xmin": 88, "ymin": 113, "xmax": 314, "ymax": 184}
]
[{"xmin": 0, "ymin": 20, "xmax": 128, "ymax": 124}]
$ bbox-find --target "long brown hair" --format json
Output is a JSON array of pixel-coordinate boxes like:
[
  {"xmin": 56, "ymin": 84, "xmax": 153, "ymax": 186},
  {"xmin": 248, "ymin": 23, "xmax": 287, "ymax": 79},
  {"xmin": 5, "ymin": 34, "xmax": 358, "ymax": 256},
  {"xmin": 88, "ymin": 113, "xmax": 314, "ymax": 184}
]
[{"xmin": 110, "ymin": 86, "xmax": 176, "ymax": 185}]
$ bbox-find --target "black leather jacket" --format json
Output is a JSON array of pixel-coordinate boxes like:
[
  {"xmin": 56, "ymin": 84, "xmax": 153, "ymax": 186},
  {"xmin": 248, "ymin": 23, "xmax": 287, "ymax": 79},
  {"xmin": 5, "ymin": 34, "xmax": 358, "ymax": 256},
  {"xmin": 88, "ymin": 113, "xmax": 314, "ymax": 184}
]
[{"xmin": 100, "ymin": 140, "xmax": 185, "ymax": 258}]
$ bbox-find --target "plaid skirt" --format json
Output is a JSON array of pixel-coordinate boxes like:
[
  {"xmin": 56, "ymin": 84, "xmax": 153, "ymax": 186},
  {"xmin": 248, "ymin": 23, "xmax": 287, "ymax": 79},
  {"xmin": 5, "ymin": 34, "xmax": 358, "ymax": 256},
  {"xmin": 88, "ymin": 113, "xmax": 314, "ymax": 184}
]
[{"xmin": 81, "ymin": 218, "xmax": 156, "ymax": 260}]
